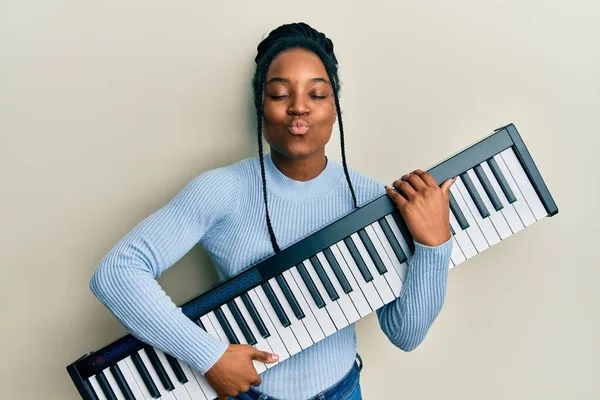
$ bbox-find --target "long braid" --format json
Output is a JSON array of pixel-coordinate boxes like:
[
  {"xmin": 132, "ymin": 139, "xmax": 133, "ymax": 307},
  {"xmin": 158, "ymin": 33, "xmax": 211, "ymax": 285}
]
[
  {"xmin": 323, "ymin": 63, "xmax": 358, "ymax": 209},
  {"xmin": 255, "ymin": 58, "xmax": 281, "ymax": 253},
  {"xmin": 253, "ymin": 23, "xmax": 357, "ymax": 253}
]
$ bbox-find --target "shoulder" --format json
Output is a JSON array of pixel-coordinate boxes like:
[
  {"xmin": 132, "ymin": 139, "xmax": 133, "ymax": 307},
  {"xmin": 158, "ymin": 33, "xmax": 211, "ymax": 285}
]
[{"xmin": 185, "ymin": 155, "xmax": 258, "ymax": 193}]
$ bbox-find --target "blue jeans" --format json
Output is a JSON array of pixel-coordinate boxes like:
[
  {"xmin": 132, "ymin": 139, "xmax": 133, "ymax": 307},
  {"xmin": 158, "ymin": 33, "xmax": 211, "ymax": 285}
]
[{"xmin": 231, "ymin": 354, "xmax": 363, "ymax": 400}]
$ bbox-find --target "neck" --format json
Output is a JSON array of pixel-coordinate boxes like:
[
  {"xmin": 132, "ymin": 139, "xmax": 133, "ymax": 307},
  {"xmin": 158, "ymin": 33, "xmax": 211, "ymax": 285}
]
[{"xmin": 269, "ymin": 150, "xmax": 328, "ymax": 182}]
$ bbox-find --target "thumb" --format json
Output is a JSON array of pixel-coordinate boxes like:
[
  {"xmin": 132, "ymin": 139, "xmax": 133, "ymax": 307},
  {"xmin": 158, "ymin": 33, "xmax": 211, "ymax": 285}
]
[
  {"xmin": 252, "ymin": 349, "xmax": 279, "ymax": 363},
  {"xmin": 440, "ymin": 177, "xmax": 457, "ymax": 193}
]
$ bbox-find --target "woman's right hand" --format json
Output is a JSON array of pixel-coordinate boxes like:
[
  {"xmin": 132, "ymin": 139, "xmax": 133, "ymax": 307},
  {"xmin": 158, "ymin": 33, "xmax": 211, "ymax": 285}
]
[{"xmin": 205, "ymin": 344, "xmax": 279, "ymax": 399}]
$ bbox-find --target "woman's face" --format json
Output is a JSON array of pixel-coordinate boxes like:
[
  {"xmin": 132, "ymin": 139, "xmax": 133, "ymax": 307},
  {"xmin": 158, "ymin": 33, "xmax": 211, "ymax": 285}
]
[{"xmin": 262, "ymin": 48, "xmax": 337, "ymax": 161}]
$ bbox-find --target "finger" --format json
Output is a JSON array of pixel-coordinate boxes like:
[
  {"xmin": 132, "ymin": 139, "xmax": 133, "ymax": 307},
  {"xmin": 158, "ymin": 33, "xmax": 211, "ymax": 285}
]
[
  {"xmin": 385, "ymin": 185, "xmax": 408, "ymax": 207},
  {"xmin": 402, "ymin": 172, "xmax": 428, "ymax": 191},
  {"xmin": 440, "ymin": 176, "xmax": 457, "ymax": 193},
  {"xmin": 251, "ymin": 373, "xmax": 262, "ymax": 387},
  {"xmin": 218, "ymin": 396, "xmax": 228, "ymax": 400},
  {"xmin": 252, "ymin": 348, "xmax": 279, "ymax": 363},
  {"xmin": 413, "ymin": 169, "xmax": 438, "ymax": 188},
  {"xmin": 393, "ymin": 180, "xmax": 417, "ymax": 199}
]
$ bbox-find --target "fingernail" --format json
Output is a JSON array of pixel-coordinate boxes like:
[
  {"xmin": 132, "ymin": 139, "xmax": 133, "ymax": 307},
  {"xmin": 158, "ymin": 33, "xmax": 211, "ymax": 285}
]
[{"xmin": 272, "ymin": 353, "xmax": 279, "ymax": 361}]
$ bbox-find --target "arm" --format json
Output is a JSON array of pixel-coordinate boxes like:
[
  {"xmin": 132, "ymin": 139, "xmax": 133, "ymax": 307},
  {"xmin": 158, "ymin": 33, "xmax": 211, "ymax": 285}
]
[
  {"xmin": 378, "ymin": 169, "xmax": 456, "ymax": 351},
  {"xmin": 89, "ymin": 168, "xmax": 237, "ymax": 374},
  {"xmin": 376, "ymin": 238, "xmax": 452, "ymax": 351}
]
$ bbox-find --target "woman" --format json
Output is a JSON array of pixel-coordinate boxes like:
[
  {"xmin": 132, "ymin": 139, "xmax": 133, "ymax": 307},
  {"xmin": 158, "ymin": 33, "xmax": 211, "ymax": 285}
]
[{"xmin": 90, "ymin": 22, "xmax": 456, "ymax": 400}]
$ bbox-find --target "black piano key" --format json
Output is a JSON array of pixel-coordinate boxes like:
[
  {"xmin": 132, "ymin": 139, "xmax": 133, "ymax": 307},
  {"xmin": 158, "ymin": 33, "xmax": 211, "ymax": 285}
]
[
  {"xmin": 474, "ymin": 164, "xmax": 503, "ymax": 211},
  {"xmin": 487, "ymin": 157, "xmax": 517, "ymax": 203},
  {"xmin": 297, "ymin": 263, "xmax": 326, "ymax": 308},
  {"xmin": 131, "ymin": 353, "xmax": 160, "ymax": 398},
  {"xmin": 323, "ymin": 248, "xmax": 353, "ymax": 294},
  {"xmin": 131, "ymin": 353, "xmax": 160, "ymax": 399},
  {"xmin": 195, "ymin": 318, "xmax": 205, "ymax": 330},
  {"xmin": 144, "ymin": 347, "xmax": 175, "ymax": 392},
  {"xmin": 391, "ymin": 210, "xmax": 415, "ymax": 252},
  {"xmin": 261, "ymin": 282, "xmax": 291, "ymax": 327},
  {"xmin": 96, "ymin": 371, "xmax": 118, "ymax": 400},
  {"xmin": 449, "ymin": 192, "xmax": 469, "ymax": 230},
  {"xmin": 228, "ymin": 300, "xmax": 258, "ymax": 345},
  {"xmin": 343, "ymin": 237, "xmax": 373, "ymax": 282},
  {"xmin": 450, "ymin": 223, "xmax": 455, "ymax": 236},
  {"xmin": 357, "ymin": 229, "xmax": 387, "ymax": 274},
  {"xmin": 165, "ymin": 354, "xmax": 188, "ymax": 384},
  {"xmin": 460, "ymin": 172, "xmax": 490, "ymax": 218},
  {"xmin": 83, "ymin": 380, "xmax": 100, "ymax": 400},
  {"xmin": 241, "ymin": 292, "xmax": 270, "ymax": 338},
  {"xmin": 109, "ymin": 364, "xmax": 136, "ymax": 400},
  {"xmin": 88, "ymin": 380, "xmax": 103, "ymax": 400},
  {"xmin": 309, "ymin": 255, "xmax": 339, "ymax": 301},
  {"xmin": 275, "ymin": 275, "xmax": 306, "ymax": 320},
  {"xmin": 378, "ymin": 218, "xmax": 407, "ymax": 264},
  {"xmin": 214, "ymin": 307, "xmax": 240, "ymax": 344}
]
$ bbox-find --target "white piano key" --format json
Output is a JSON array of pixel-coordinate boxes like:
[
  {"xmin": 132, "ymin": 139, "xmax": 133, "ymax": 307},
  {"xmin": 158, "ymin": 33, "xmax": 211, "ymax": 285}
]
[
  {"xmin": 220, "ymin": 304, "xmax": 267, "ymax": 374},
  {"xmin": 281, "ymin": 269, "xmax": 327, "ymax": 343},
  {"xmin": 350, "ymin": 232, "xmax": 396, "ymax": 304},
  {"xmin": 447, "ymin": 186, "xmax": 489, "ymax": 252},
  {"xmin": 103, "ymin": 367, "xmax": 126, "ymax": 400},
  {"xmin": 448, "ymin": 236, "xmax": 466, "ymax": 267},
  {"xmin": 138, "ymin": 350, "xmax": 176, "ymax": 400},
  {"xmin": 364, "ymin": 225, "xmax": 404, "ymax": 297},
  {"xmin": 175, "ymin": 361, "xmax": 209, "ymax": 400},
  {"xmin": 233, "ymin": 296, "xmax": 279, "ymax": 369},
  {"xmin": 206, "ymin": 312, "xmax": 231, "ymax": 344},
  {"xmin": 500, "ymin": 148, "xmax": 548, "ymax": 220},
  {"xmin": 492, "ymin": 153, "xmax": 536, "ymax": 227},
  {"xmin": 89, "ymin": 376, "xmax": 109, "ymax": 400},
  {"xmin": 480, "ymin": 161, "xmax": 525, "ymax": 234},
  {"xmin": 288, "ymin": 266, "xmax": 338, "ymax": 337},
  {"xmin": 247, "ymin": 289, "xmax": 291, "ymax": 362},
  {"xmin": 370, "ymin": 222, "xmax": 410, "ymax": 282},
  {"xmin": 316, "ymin": 252, "xmax": 361, "ymax": 324},
  {"xmin": 302, "ymin": 260, "xmax": 349, "ymax": 330},
  {"xmin": 124, "ymin": 357, "xmax": 155, "ymax": 400},
  {"xmin": 268, "ymin": 277, "xmax": 314, "ymax": 350},
  {"xmin": 449, "ymin": 211, "xmax": 477, "ymax": 260},
  {"xmin": 466, "ymin": 168, "xmax": 513, "ymax": 240},
  {"xmin": 155, "ymin": 349, "xmax": 193, "ymax": 400},
  {"xmin": 336, "ymin": 241, "xmax": 384, "ymax": 311},
  {"xmin": 253, "ymin": 286, "xmax": 302, "ymax": 356},
  {"xmin": 117, "ymin": 359, "xmax": 148, "ymax": 400},
  {"xmin": 329, "ymin": 243, "xmax": 373, "ymax": 317},
  {"xmin": 454, "ymin": 177, "xmax": 500, "ymax": 247}
]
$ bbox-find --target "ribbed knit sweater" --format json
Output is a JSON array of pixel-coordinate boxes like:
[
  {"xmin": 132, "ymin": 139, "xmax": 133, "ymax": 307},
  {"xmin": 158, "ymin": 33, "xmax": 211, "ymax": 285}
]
[{"xmin": 90, "ymin": 152, "xmax": 453, "ymax": 399}]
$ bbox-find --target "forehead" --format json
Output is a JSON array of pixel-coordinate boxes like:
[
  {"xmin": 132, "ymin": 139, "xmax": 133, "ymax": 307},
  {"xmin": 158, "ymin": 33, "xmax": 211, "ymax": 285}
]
[{"xmin": 266, "ymin": 48, "xmax": 328, "ymax": 80}]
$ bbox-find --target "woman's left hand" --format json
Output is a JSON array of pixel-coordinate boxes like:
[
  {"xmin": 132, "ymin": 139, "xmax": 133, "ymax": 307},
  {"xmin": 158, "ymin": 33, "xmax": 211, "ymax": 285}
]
[{"xmin": 385, "ymin": 170, "xmax": 456, "ymax": 247}]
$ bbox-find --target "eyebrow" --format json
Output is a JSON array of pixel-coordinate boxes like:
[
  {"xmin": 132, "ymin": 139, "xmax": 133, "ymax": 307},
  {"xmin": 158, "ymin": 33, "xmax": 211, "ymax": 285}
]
[{"xmin": 265, "ymin": 77, "xmax": 330, "ymax": 86}]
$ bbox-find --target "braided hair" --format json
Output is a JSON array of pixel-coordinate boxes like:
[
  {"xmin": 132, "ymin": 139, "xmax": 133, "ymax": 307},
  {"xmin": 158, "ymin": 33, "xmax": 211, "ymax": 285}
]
[{"xmin": 252, "ymin": 22, "xmax": 357, "ymax": 253}]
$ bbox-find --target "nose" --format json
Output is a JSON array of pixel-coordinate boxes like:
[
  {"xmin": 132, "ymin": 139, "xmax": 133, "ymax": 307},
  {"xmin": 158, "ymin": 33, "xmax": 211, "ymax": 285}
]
[{"xmin": 287, "ymin": 94, "xmax": 309, "ymax": 116}]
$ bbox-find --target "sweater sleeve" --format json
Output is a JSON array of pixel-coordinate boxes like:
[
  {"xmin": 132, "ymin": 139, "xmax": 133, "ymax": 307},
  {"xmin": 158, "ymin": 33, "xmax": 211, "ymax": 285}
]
[
  {"xmin": 376, "ymin": 238, "xmax": 453, "ymax": 351},
  {"xmin": 89, "ymin": 167, "xmax": 238, "ymax": 374}
]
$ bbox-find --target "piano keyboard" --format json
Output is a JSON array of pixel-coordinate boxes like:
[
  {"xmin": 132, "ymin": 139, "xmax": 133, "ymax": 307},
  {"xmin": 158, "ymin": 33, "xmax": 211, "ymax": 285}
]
[{"xmin": 67, "ymin": 123, "xmax": 558, "ymax": 399}]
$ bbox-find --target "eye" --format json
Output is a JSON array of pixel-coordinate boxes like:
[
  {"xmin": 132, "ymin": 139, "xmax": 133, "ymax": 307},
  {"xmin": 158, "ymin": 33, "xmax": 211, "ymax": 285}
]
[
  {"xmin": 310, "ymin": 94, "xmax": 328, "ymax": 100},
  {"xmin": 268, "ymin": 95, "xmax": 289, "ymax": 100}
]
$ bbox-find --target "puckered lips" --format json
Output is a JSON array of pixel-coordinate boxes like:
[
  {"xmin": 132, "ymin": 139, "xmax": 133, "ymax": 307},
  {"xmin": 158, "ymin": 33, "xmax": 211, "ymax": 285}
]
[{"xmin": 287, "ymin": 119, "xmax": 310, "ymax": 135}]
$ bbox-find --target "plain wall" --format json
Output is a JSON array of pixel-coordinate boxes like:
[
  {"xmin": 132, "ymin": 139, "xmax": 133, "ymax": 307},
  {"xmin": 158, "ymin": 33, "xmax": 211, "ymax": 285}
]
[{"xmin": 1, "ymin": 0, "xmax": 599, "ymax": 398}]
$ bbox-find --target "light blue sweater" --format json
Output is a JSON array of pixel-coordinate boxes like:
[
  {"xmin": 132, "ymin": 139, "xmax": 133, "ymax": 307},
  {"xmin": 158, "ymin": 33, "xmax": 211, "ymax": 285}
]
[{"xmin": 90, "ymin": 153, "xmax": 453, "ymax": 399}]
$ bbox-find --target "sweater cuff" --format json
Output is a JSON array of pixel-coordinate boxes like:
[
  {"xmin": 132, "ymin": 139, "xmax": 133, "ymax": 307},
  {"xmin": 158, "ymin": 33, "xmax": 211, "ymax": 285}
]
[
  {"xmin": 188, "ymin": 329, "xmax": 229, "ymax": 375},
  {"xmin": 412, "ymin": 237, "xmax": 453, "ymax": 270}
]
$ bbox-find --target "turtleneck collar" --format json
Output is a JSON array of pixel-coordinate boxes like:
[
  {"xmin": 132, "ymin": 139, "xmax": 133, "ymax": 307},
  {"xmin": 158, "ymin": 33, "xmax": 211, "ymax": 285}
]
[{"xmin": 258, "ymin": 153, "xmax": 343, "ymax": 201}]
